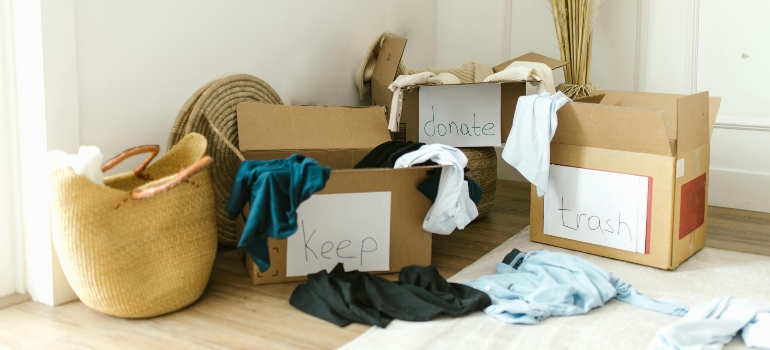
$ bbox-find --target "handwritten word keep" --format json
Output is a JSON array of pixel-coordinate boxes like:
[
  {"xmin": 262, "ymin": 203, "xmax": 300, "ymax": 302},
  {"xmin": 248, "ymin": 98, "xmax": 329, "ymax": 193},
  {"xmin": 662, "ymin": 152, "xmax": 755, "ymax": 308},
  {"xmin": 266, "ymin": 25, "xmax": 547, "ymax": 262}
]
[{"xmin": 301, "ymin": 220, "xmax": 378, "ymax": 266}]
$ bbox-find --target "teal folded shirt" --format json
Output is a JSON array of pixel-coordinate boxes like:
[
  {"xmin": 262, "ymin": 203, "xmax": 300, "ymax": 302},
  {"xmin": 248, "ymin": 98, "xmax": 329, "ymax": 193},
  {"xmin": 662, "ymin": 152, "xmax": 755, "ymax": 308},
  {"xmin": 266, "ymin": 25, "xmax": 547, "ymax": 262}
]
[{"xmin": 227, "ymin": 155, "xmax": 331, "ymax": 272}]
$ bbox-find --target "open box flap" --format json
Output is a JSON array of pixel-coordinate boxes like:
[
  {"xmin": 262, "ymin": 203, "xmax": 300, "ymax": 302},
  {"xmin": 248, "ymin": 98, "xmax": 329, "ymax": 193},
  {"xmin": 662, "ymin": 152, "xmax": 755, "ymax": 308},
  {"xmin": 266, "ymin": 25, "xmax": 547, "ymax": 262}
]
[
  {"xmin": 677, "ymin": 91, "xmax": 711, "ymax": 156},
  {"xmin": 371, "ymin": 37, "xmax": 407, "ymax": 107},
  {"xmin": 553, "ymin": 102, "xmax": 673, "ymax": 156},
  {"xmin": 709, "ymin": 96, "xmax": 721, "ymax": 140},
  {"xmin": 493, "ymin": 52, "xmax": 568, "ymax": 73},
  {"xmin": 236, "ymin": 103, "xmax": 391, "ymax": 152}
]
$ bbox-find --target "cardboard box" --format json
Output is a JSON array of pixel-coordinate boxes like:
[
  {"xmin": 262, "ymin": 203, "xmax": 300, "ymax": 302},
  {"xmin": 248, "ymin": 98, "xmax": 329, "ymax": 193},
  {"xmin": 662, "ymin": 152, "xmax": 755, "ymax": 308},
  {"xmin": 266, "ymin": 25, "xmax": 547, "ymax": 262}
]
[
  {"xmin": 530, "ymin": 90, "xmax": 722, "ymax": 269},
  {"xmin": 370, "ymin": 36, "xmax": 566, "ymax": 146},
  {"xmin": 235, "ymin": 103, "xmax": 436, "ymax": 284}
]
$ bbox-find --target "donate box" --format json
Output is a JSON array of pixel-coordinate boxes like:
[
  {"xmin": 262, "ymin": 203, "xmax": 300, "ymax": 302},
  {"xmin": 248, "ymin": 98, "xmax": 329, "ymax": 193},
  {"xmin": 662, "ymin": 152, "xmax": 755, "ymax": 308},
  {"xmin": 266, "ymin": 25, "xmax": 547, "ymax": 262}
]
[
  {"xmin": 235, "ymin": 103, "xmax": 437, "ymax": 285},
  {"xmin": 369, "ymin": 36, "xmax": 566, "ymax": 147},
  {"xmin": 530, "ymin": 90, "xmax": 722, "ymax": 269}
]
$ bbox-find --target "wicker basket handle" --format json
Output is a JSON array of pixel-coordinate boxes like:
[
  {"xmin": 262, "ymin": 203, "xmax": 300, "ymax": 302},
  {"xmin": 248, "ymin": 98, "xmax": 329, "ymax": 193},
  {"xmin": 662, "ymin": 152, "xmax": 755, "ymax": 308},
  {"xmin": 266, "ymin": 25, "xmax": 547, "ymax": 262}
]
[
  {"xmin": 131, "ymin": 156, "xmax": 213, "ymax": 200},
  {"xmin": 101, "ymin": 145, "xmax": 161, "ymax": 176}
]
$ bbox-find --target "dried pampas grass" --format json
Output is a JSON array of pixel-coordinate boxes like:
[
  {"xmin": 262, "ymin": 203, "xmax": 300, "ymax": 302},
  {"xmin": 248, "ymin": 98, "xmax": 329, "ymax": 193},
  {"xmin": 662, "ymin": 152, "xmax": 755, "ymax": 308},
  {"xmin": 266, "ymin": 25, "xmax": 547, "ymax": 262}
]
[{"xmin": 549, "ymin": 0, "xmax": 602, "ymax": 98}]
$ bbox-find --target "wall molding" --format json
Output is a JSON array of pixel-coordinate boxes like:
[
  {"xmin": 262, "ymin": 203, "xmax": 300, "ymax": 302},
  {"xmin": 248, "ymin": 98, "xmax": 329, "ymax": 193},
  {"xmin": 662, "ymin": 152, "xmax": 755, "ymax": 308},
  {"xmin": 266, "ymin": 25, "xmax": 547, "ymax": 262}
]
[
  {"xmin": 500, "ymin": 0, "xmax": 512, "ymax": 64},
  {"xmin": 684, "ymin": 0, "xmax": 700, "ymax": 94},
  {"xmin": 1, "ymin": 0, "xmax": 26, "ymax": 296},
  {"xmin": 634, "ymin": 0, "xmax": 649, "ymax": 92},
  {"xmin": 715, "ymin": 116, "xmax": 770, "ymax": 132},
  {"xmin": 709, "ymin": 168, "xmax": 770, "ymax": 213}
]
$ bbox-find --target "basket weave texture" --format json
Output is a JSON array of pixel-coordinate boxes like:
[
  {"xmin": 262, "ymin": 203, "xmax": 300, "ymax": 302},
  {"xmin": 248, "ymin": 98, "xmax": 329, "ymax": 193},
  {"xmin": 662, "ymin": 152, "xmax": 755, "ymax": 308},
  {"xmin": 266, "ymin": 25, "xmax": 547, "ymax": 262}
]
[
  {"xmin": 459, "ymin": 147, "xmax": 497, "ymax": 219},
  {"xmin": 168, "ymin": 74, "xmax": 283, "ymax": 246},
  {"xmin": 48, "ymin": 133, "xmax": 217, "ymax": 318}
]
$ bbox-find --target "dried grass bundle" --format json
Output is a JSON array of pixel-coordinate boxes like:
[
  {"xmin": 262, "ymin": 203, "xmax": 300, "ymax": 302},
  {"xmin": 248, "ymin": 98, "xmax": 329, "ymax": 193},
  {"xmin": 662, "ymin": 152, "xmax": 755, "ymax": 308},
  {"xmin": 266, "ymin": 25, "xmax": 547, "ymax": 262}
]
[{"xmin": 549, "ymin": 0, "xmax": 602, "ymax": 98}]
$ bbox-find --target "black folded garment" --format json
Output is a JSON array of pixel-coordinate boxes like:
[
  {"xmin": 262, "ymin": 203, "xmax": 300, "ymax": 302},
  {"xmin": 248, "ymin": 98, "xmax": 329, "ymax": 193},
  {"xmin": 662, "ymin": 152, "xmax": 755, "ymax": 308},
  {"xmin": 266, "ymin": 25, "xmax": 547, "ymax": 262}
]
[
  {"xmin": 289, "ymin": 263, "xmax": 491, "ymax": 327},
  {"xmin": 354, "ymin": 141, "xmax": 427, "ymax": 169},
  {"xmin": 355, "ymin": 141, "xmax": 482, "ymax": 205}
]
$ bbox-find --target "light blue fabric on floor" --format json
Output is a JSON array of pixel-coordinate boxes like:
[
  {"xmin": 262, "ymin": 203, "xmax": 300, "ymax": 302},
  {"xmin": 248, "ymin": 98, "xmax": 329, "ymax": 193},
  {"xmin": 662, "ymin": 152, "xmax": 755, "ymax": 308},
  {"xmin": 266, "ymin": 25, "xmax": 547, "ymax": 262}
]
[
  {"xmin": 501, "ymin": 92, "xmax": 571, "ymax": 197},
  {"xmin": 464, "ymin": 250, "xmax": 688, "ymax": 325},
  {"xmin": 649, "ymin": 297, "xmax": 770, "ymax": 350}
]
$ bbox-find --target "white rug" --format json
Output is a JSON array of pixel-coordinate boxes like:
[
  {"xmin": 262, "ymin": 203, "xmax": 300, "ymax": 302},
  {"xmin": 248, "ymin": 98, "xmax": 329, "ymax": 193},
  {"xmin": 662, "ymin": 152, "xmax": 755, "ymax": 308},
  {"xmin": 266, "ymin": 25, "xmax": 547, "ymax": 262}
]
[{"xmin": 340, "ymin": 226, "xmax": 770, "ymax": 350}]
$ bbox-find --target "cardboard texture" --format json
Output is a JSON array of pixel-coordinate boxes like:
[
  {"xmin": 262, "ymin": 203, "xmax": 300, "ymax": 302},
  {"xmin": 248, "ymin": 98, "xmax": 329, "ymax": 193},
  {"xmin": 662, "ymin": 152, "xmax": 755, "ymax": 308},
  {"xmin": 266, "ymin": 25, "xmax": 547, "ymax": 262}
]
[
  {"xmin": 371, "ymin": 37, "xmax": 407, "ymax": 108},
  {"xmin": 235, "ymin": 103, "xmax": 436, "ymax": 285},
  {"xmin": 372, "ymin": 36, "xmax": 565, "ymax": 146},
  {"xmin": 530, "ymin": 90, "xmax": 721, "ymax": 269}
]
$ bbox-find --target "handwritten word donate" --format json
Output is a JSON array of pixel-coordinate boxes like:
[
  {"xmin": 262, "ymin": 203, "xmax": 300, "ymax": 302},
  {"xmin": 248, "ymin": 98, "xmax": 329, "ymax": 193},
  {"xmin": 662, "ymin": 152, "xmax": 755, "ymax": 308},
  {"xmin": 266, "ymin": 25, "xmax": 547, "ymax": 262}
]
[{"xmin": 423, "ymin": 106, "xmax": 495, "ymax": 138}]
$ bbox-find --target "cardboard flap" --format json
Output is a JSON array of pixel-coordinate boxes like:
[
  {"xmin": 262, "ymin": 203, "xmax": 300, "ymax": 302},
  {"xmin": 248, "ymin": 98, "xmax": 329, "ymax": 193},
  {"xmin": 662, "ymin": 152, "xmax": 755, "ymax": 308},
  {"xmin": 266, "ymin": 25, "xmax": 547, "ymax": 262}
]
[
  {"xmin": 553, "ymin": 103, "xmax": 673, "ymax": 156},
  {"xmin": 573, "ymin": 93, "xmax": 605, "ymax": 104},
  {"xmin": 371, "ymin": 37, "xmax": 407, "ymax": 107},
  {"xmin": 493, "ymin": 52, "xmax": 568, "ymax": 73},
  {"xmin": 236, "ymin": 103, "xmax": 391, "ymax": 151},
  {"xmin": 709, "ymin": 96, "xmax": 722, "ymax": 139},
  {"xmin": 676, "ymin": 91, "xmax": 710, "ymax": 156}
]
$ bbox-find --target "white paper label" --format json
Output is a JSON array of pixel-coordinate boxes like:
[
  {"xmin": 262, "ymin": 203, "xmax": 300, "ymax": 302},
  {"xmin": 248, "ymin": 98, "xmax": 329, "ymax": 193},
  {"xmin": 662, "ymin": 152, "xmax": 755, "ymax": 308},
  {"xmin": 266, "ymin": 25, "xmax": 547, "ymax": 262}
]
[
  {"xmin": 418, "ymin": 84, "xmax": 502, "ymax": 147},
  {"xmin": 544, "ymin": 165, "xmax": 650, "ymax": 254},
  {"xmin": 676, "ymin": 158, "xmax": 685, "ymax": 178},
  {"xmin": 286, "ymin": 192, "xmax": 391, "ymax": 277}
]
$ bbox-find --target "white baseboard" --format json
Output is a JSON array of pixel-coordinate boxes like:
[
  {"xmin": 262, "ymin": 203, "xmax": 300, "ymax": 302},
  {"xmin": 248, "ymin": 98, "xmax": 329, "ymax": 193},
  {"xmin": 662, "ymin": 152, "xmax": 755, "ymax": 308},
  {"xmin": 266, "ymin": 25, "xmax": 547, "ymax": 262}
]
[
  {"xmin": 709, "ymin": 169, "xmax": 770, "ymax": 213},
  {"xmin": 494, "ymin": 146, "xmax": 527, "ymax": 182}
]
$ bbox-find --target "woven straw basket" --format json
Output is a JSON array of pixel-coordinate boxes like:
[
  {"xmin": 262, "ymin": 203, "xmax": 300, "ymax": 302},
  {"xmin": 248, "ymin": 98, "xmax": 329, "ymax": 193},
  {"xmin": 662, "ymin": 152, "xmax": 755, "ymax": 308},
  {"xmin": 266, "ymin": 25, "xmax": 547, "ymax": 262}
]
[
  {"xmin": 459, "ymin": 147, "xmax": 497, "ymax": 219},
  {"xmin": 48, "ymin": 133, "xmax": 217, "ymax": 318}
]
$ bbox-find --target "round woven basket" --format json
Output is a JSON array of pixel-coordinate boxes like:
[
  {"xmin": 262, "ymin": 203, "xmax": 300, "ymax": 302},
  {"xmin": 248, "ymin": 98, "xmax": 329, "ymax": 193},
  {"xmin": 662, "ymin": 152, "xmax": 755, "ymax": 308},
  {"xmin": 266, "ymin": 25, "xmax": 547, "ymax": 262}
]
[
  {"xmin": 459, "ymin": 147, "xmax": 497, "ymax": 219},
  {"xmin": 169, "ymin": 74, "xmax": 283, "ymax": 246},
  {"xmin": 48, "ymin": 133, "xmax": 217, "ymax": 318}
]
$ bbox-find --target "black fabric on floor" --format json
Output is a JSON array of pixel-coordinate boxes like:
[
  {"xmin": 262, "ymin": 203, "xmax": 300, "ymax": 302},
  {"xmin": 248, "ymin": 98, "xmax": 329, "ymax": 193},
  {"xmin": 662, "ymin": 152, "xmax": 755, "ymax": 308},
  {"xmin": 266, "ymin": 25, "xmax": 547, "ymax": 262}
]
[{"xmin": 289, "ymin": 263, "xmax": 491, "ymax": 327}]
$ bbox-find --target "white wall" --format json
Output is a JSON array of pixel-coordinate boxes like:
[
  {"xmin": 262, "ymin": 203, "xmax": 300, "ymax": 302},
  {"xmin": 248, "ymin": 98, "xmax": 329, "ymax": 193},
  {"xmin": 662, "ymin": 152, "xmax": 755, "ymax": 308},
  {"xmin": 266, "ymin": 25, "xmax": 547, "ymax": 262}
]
[
  {"xmin": 436, "ymin": 0, "xmax": 642, "ymax": 182},
  {"xmin": 31, "ymin": 0, "xmax": 438, "ymax": 305},
  {"xmin": 385, "ymin": 0, "xmax": 437, "ymax": 70},
  {"xmin": 0, "ymin": 0, "xmax": 19, "ymax": 298},
  {"xmin": 645, "ymin": 0, "xmax": 689, "ymax": 94},
  {"xmin": 645, "ymin": 0, "xmax": 770, "ymax": 212},
  {"xmin": 436, "ymin": 0, "xmax": 504, "ymax": 68},
  {"xmin": 68, "ymin": 0, "xmax": 436, "ymax": 173},
  {"xmin": 697, "ymin": 0, "xmax": 770, "ymax": 212},
  {"xmin": 438, "ymin": 0, "xmax": 770, "ymax": 213}
]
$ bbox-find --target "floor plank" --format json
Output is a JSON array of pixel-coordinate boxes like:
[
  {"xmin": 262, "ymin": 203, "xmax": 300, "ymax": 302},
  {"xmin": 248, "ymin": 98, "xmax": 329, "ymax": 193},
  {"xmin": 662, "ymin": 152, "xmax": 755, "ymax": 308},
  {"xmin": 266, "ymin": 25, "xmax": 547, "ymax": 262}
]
[
  {"xmin": 0, "ymin": 294, "xmax": 31, "ymax": 310},
  {"xmin": 1, "ymin": 180, "xmax": 768, "ymax": 349}
]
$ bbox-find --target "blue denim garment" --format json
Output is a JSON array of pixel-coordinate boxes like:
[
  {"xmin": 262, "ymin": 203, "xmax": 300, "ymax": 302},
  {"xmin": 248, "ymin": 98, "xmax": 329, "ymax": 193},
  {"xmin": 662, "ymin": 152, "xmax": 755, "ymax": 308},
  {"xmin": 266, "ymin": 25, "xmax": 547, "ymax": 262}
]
[
  {"xmin": 227, "ymin": 155, "xmax": 330, "ymax": 272},
  {"xmin": 650, "ymin": 297, "xmax": 770, "ymax": 349},
  {"xmin": 464, "ymin": 250, "xmax": 688, "ymax": 324}
]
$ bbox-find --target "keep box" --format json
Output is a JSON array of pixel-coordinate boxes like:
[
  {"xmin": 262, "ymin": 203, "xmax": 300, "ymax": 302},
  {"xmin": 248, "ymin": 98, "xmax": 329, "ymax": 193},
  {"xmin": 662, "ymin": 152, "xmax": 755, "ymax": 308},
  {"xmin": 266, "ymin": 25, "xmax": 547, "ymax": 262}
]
[{"xmin": 235, "ymin": 103, "xmax": 437, "ymax": 284}]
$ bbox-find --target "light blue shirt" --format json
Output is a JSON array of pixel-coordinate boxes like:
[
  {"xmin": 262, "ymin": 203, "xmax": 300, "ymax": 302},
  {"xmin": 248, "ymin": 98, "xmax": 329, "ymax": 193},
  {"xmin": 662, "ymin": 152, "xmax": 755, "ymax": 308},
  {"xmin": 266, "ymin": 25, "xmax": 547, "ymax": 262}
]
[
  {"xmin": 502, "ymin": 92, "xmax": 571, "ymax": 197},
  {"xmin": 464, "ymin": 250, "xmax": 688, "ymax": 324},
  {"xmin": 649, "ymin": 297, "xmax": 770, "ymax": 349}
]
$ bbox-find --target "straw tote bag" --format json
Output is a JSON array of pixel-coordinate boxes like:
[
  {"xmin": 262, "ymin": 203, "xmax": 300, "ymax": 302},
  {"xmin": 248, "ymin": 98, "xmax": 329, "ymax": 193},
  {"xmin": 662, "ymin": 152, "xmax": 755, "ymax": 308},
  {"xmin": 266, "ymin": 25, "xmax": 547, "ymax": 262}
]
[{"xmin": 48, "ymin": 133, "xmax": 217, "ymax": 318}]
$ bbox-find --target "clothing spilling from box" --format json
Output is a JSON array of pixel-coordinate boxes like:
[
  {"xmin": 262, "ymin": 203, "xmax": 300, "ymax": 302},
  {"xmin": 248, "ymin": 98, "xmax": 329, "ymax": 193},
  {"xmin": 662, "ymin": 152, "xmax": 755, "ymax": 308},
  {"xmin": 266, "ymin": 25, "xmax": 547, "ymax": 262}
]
[
  {"xmin": 290, "ymin": 248, "xmax": 770, "ymax": 350},
  {"xmin": 498, "ymin": 89, "xmax": 721, "ymax": 270},
  {"xmin": 363, "ymin": 34, "xmax": 567, "ymax": 148},
  {"xmin": 232, "ymin": 103, "xmax": 482, "ymax": 284}
]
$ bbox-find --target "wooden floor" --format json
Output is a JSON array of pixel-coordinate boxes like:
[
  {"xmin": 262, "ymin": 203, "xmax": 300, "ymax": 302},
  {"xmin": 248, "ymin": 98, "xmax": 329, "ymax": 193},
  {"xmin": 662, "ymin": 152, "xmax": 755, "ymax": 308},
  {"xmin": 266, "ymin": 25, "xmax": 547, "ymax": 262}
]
[{"xmin": 1, "ymin": 180, "xmax": 768, "ymax": 349}]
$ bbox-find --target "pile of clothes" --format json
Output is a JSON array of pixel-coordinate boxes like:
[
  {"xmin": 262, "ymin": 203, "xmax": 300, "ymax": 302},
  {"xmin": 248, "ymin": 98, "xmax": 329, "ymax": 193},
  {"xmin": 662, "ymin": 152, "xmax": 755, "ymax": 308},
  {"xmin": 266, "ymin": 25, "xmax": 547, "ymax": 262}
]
[
  {"xmin": 228, "ymin": 142, "xmax": 482, "ymax": 272},
  {"xmin": 290, "ymin": 248, "xmax": 770, "ymax": 350}
]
